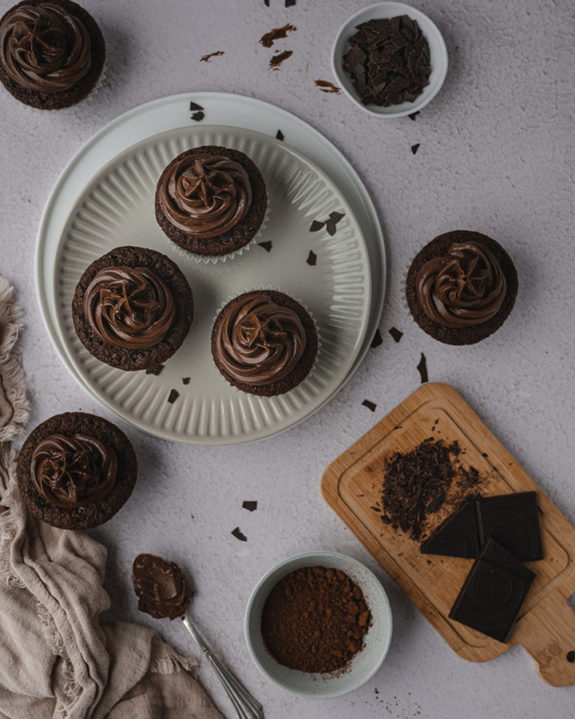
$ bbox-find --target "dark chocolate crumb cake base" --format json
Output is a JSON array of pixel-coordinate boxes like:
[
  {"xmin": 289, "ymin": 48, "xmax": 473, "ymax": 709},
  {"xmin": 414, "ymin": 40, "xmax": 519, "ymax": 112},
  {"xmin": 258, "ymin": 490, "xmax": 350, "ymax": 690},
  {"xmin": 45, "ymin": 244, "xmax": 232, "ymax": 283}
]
[
  {"xmin": 17, "ymin": 412, "xmax": 137, "ymax": 529},
  {"xmin": 155, "ymin": 146, "xmax": 268, "ymax": 257},
  {"xmin": 406, "ymin": 230, "xmax": 518, "ymax": 346},
  {"xmin": 211, "ymin": 290, "xmax": 318, "ymax": 396},
  {"xmin": 72, "ymin": 246, "xmax": 193, "ymax": 371},
  {"xmin": 0, "ymin": 0, "xmax": 106, "ymax": 110}
]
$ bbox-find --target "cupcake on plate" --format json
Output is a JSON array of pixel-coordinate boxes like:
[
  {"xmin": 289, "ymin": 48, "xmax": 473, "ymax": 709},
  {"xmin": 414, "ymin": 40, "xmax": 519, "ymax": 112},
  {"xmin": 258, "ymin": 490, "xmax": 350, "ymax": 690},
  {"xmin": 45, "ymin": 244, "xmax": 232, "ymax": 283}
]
[
  {"xmin": 155, "ymin": 146, "xmax": 268, "ymax": 258},
  {"xmin": 17, "ymin": 412, "xmax": 137, "ymax": 529},
  {"xmin": 72, "ymin": 246, "xmax": 193, "ymax": 371},
  {"xmin": 0, "ymin": 0, "xmax": 105, "ymax": 109},
  {"xmin": 406, "ymin": 230, "xmax": 518, "ymax": 345},
  {"xmin": 211, "ymin": 290, "xmax": 318, "ymax": 396}
]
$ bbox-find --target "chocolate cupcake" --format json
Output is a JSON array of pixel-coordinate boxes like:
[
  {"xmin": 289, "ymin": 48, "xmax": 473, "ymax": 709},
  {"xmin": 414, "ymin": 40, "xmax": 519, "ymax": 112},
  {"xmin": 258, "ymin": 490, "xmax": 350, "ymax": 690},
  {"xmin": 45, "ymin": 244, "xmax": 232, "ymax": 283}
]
[
  {"xmin": 406, "ymin": 230, "xmax": 518, "ymax": 345},
  {"xmin": 0, "ymin": 0, "xmax": 105, "ymax": 109},
  {"xmin": 211, "ymin": 290, "xmax": 318, "ymax": 396},
  {"xmin": 17, "ymin": 412, "xmax": 137, "ymax": 529},
  {"xmin": 72, "ymin": 246, "xmax": 193, "ymax": 371},
  {"xmin": 155, "ymin": 146, "xmax": 268, "ymax": 258}
]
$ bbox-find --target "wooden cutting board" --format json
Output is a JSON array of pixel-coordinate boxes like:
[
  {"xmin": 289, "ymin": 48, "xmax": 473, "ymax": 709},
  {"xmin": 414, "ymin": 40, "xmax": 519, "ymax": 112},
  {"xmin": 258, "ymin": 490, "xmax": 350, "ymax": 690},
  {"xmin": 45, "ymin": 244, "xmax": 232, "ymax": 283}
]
[{"xmin": 321, "ymin": 382, "xmax": 575, "ymax": 686}]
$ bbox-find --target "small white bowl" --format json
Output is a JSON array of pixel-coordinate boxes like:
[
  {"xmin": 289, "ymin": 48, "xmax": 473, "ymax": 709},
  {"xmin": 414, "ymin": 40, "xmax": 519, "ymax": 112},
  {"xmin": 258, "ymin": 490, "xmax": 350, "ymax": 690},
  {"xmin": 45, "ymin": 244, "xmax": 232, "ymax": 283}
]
[
  {"xmin": 332, "ymin": 1, "xmax": 448, "ymax": 118},
  {"xmin": 244, "ymin": 551, "xmax": 393, "ymax": 699}
]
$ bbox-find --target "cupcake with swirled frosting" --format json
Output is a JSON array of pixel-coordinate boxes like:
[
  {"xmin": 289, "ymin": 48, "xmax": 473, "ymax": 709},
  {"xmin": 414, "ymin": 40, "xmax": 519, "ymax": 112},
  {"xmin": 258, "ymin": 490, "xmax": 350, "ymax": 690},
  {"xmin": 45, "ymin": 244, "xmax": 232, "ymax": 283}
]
[
  {"xmin": 0, "ymin": 0, "xmax": 105, "ymax": 109},
  {"xmin": 72, "ymin": 246, "xmax": 193, "ymax": 371},
  {"xmin": 155, "ymin": 146, "xmax": 268, "ymax": 259},
  {"xmin": 406, "ymin": 231, "xmax": 518, "ymax": 345},
  {"xmin": 17, "ymin": 412, "xmax": 137, "ymax": 528},
  {"xmin": 211, "ymin": 290, "xmax": 318, "ymax": 396}
]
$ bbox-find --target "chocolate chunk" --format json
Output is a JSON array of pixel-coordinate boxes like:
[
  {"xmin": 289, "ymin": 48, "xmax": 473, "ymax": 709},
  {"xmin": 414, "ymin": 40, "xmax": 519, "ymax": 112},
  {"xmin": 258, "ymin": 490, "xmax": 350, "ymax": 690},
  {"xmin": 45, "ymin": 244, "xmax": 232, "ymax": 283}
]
[
  {"xmin": 362, "ymin": 399, "xmax": 377, "ymax": 412},
  {"xmin": 285, "ymin": 0, "xmax": 296, "ymax": 6},
  {"xmin": 449, "ymin": 538, "xmax": 535, "ymax": 643},
  {"xmin": 258, "ymin": 241, "xmax": 273, "ymax": 252},
  {"xmin": 167, "ymin": 389, "xmax": 179, "ymax": 404},
  {"xmin": 411, "ymin": 143, "xmax": 420, "ymax": 155},
  {"xmin": 259, "ymin": 23, "xmax": 297, "ymax": 48},
  {"xmin": 310, "ymin": 220, "xmax": 324, "ymax": 232},
  {"xmin": 243, "ymin": 501, "xmax": 258, "ymax": 512},
  {"xmin": 306, "ymin": 250, "xmax": 317, "ymax": 266},
  {"xmin": 276, "ymin": 129, "xmax": 285, "ymax": 141},
  {"xmin": 417, "ymin": 352, "xmax": 428, "ymax": 383},
  {"xmin": 269, "ymin": 50, "xmax": 293, "ymax": 70},
  {"xmin": 191, "ymin": 111, "xmax": 205, "ymax": 121},
  {"xmin": 200, "ymin": 51, "xmax": 225, "ymax": 62},
  {"xmin": 408, "ymin": 111, "xmax": 420, "ymax": 120},
  {"xmin": 264, "ymin": 0, "xmax": 269, "ymax": 5},
  {"xmin": 478, "ymin": 492, "xmax": 543, "ymax": 561},
  {"xmin": 329, "ymin": 211, "xmax": 345, "ymax": 223},
  {"xmin": 231, "ymin": 527, "xmax": 247, "ymax": 541},
  {"xmin": 325, "ymin": 220, "xmax": 336, "ymax": 236},
  {"xmin": 388, "ymin": 327, "xmax": 403, "ymax": 343},
  {"xmin": 315, "ymin": 79, "xmax": 340, "ymax": 94},
  {"xmin": 189, "ymin": 101, "xmax": 203, "ymax": 112},
  {"xmin": 567, "ymin": 651, "xmax": 575, "ymax": 663},
  {"xmin": 371, "ymin": 329, "xmax": 383, "ymax": 348},
  {"xmin": 145, "ymin": 364, "xmax": 165, "ymax": 376},
  {"xmin": 182, "ymin": 377, "xmax": 190, "ymax": 385},
  {"xmin": 421, "ymin": 500, "xmax": 481, "ymax": 558}
]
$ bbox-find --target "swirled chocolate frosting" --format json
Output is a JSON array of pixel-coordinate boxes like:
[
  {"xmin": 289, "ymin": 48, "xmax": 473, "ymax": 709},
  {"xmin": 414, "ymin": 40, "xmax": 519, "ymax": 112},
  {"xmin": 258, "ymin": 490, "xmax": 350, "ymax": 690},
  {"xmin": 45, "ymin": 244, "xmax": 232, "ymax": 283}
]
[
  {"xmin": 158, "ymin": 153, "xmax": 252, "ymax": 238},
  {"xmin": 0, "ymin": 3, "xmax": 92, "ymax": 93},
  {"xmin": 214, "ymin": 293, "xmax": 307, "ymax": 385},
  {"xmin": 416, "ymin": 241, "xmax": 507, "ymax": 329},
  {"xmin": 31, "ymin": 433, "xmax": 117, "ymax": 508},
  {"xmin": 132, "ymin": 554, "xmax": 193, "ymax": 620},
  {"xmin": 83, "ymin": 266, "xmax": 176, "ymax": 350}
]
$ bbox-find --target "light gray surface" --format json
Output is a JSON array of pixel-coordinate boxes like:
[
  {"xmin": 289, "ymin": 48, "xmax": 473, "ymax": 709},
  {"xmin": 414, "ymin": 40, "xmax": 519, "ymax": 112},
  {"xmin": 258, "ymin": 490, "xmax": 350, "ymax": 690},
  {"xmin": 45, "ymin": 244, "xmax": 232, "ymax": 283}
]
[{"xmin": 1, "ymin": 0, "xmax": 574, "ymax": 717}]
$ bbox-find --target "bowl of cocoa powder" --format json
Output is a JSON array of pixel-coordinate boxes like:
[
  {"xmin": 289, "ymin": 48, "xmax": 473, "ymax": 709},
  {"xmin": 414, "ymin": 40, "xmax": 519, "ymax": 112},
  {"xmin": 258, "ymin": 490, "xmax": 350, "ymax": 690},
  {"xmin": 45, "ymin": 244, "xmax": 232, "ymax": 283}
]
[{"xmin": 244, "ymin": 551, "xmax": 393, "ymax": 698}]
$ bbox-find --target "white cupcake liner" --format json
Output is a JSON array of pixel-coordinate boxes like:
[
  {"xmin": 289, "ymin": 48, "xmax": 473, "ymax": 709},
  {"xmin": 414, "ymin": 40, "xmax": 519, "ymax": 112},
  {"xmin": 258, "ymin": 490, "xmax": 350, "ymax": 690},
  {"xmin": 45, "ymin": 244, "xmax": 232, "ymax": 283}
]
[
  {"xmin": 164, "ymin": 198, "xmax": 271, "ymax": 265},
  {"xmin": 211, "ymin": 285, "xmax": 322, "ymax": 392}
]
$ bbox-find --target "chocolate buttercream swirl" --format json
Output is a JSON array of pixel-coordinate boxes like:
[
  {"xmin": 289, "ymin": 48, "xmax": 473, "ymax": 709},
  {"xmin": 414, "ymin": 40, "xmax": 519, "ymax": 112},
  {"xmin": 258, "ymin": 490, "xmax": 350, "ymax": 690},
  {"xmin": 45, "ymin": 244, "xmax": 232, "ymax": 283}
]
[
  {"xmin": 0, "ymin": 3, "xmax": 92, "ymax": 93},
  {"xmin": 31, "ymin": 433, "xmax": 117, "ymax": 508},
  {"xmin": 159, "ymin": 153, "xmax": 252, "ymax": 238},
  {"xmin": 83, "ymin": 266, "xmax": 176, "ymax": 350},
  {"xmin": 416, "ymin": 241, "xmax": 507, "ymax": 329},
  {"xmin": 215, "ymin": 293, "xmax": 306, "ymax": 385},
  {"xmin": 132, "ymin": 554, "xmax": 192, "ymax": 620}
]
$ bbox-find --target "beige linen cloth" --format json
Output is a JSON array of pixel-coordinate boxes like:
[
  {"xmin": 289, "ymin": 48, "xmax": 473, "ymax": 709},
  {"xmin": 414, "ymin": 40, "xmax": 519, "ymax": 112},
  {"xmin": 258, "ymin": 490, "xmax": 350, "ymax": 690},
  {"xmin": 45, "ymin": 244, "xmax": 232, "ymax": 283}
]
[{"xmin": 0, "ymin": 277, "xmax": 223, "ymax": 719}]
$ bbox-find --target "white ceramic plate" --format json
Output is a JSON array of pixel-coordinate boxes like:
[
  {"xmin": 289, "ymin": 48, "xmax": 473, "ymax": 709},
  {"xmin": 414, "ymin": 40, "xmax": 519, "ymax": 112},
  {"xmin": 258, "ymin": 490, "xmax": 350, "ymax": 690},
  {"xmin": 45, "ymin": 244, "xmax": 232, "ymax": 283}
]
[
  {"xmin": 37, "ymin": 93, "xmax": 387, "ymax": 444},
  {"xmin": 50, "ymin": 126, "xmax": 371, "ymax": 444},
  {"xmin": 244, "ymin": 551, "xmax": 393, "ymax": 699}
]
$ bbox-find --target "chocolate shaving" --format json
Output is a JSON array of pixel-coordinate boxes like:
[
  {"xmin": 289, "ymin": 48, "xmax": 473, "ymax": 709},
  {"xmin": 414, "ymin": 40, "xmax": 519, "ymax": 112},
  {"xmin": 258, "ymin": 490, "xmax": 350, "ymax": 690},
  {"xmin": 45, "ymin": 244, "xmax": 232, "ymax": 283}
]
[
  {"xmin": 264, "ymin": 0, "xmax": 269, "ymax": 5},
  {"xmin": 371, "ymin": 329, "xmax": 383, "ymax": 348},
  {"xmin": 315, "ymin": 79, "xmax": 340, "ymax": 94},
  {"xmin": 258, "ymin": 241, "xmax": 273, "ymax": 252},
  {"xmin": 408, "ymin": 111, "xmax": 420, "ymax": 120},
  {"xmin": 310, "ymin": 220, "xmax": 324, "ymax": 232},
  {"xmin": 325, "ymin": 220, "xmax": 336, "ymax": 236},
  {"xmin": 329, "ymin": 211, "xmax": 345, "ymax": 223},
  {"xmin": 259, "ymin": 23, "xmax": 297, "ymax": 48},
  {"xmin": 411, "ymin": 143, "xmax": 420, "ymax": 155},
  {"xmin": 276, "ymin": 129, "xmax": 285, "ymax": 141},
  {"xmin": 362, "ymin": 400, "xmax": 377, "ymax": 412},
  {"xmin": 342, "ymin": 16, "xmax": 431, "ymax": 107},
  {"xmin": 145, "ymin": 364, "xmax": 165, "ymax": 376},
  {"xmin": 243, "ymin": 501, "xmax": 258, "ymax": 512},
  {"xmin": 167, "ymin": 389, "xmax": 180, "ymax": 404},
  {"xmin": 191, "ymin": 111, "xmax": 205, "ymax": 122},
  {"xmin": 231, "ymin": 527, "xmax": 247, "ymax": 542},
  {"xmin": 306, "ymin": 250, "xmax": 317, "ymax": 266},
  {"xmin": 310, "ymin": 212, "xmax": 345, "ymax": 235},
  {"xmin": 269, "ymin": 50, "xmax": 293, "ymax": 70},
  {"xmin": 200, "ymin": 51, "xmax": 225, "ymax": 62},
  {"xmin": 182, "ymin": 377, "xmax": 190, "ymax": 385},
  {"xmin": 417, "ymin": 352, "xmax": 428, "ymax": 383},
  {"xmin": 388, "ymin": 327, "xmax": 403, "ymax": 343},
  {"xmin": 189, "ymin": 101, "xmax": 203, "ymax": 112},
  {"xmin": 285, "ymin": 0, "xmax": 296, "ymax": 6}
]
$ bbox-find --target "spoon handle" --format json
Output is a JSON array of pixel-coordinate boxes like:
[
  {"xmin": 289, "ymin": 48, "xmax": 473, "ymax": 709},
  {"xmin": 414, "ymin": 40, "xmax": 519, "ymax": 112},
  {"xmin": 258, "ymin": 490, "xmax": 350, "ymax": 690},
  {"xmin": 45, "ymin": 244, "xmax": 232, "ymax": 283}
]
[{"xmin": 182, "ymin": 615, "xmax": 264, "ymax": 719}]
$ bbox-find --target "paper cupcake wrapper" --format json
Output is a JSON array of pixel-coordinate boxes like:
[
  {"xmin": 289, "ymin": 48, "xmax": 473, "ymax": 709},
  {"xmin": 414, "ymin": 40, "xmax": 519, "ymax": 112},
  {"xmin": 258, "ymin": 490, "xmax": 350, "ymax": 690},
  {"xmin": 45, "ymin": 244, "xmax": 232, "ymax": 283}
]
[
  {"xmin": 211, "ymin": 284, "xmax": 322, "ymax": 392},
  {"xmin": 165, "ymin": 199, "xmax": 271, "ymax": 266}
]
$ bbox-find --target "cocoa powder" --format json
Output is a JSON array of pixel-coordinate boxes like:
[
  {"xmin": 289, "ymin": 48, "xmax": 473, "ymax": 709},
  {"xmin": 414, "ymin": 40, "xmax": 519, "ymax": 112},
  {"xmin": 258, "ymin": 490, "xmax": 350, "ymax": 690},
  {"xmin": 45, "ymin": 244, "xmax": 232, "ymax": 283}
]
[{"xmin": 261, "ymin": 566, "xmax": 371, "ymax": 673}]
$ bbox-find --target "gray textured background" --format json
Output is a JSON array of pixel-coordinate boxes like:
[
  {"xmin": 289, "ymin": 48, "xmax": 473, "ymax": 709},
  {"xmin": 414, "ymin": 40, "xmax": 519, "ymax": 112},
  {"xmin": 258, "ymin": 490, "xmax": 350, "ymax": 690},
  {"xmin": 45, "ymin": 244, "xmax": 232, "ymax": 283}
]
[{"xmin": 1, "ymin": 0, "xmax": 575, "ymax": 717}]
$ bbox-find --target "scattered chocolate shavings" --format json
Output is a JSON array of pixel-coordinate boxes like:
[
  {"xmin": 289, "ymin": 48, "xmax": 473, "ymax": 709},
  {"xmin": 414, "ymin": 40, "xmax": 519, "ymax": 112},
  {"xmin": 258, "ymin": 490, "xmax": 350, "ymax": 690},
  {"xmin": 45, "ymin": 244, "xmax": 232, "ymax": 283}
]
[
  {"xmin": 231, "ymin": 527, "xmax": 247, "ymax": 542},
  {"xmin": 417, "ymin": 352, "xmax": 428, "ymax": 383},
  {"xmin": 408, "ymin": 111, "xmax": 420, "ymax": 121},
  {"xmin": 189, "ymin": 101, "xmax": 203, "ymax": 112},
  {"xmin": 167, "ymin": 389, "xmax": 180, "ymax": 404},
  {"xmin": 145, "ymin": 364, "xmax": 165, "ymax": 376},
  {"xmin": 243, "ymin": 501, "xmax": 258, "ymax": 512},
  {"xmin": 200, "ymin": 50, "xmax": 225, "ymax": 62},
  {"xmin": 306, "ymin": 250, "xmax": 317, "ymax": 266},
  {"xmin": 182, "ymin": 377, "xmax": 190, "ymax": 385},
  {"xmin": 315, "ymin": 79, "xmax": 340, "ymax": 94},
  {"xmin": 259, "ymin": 23, "xmax": 297, "ymax": 48},
  {"xmin": 285, "ymin": 0, "xmax": 296, "ymax": 6},
  {"xmin": 269, "ymin": 50, "xmax": 293, "ymax": 70},
  {"xmin": 258, "ymin": 241, "xmax": 272, "ymax": 252},
  {"xmin": 276, "ymin": 129, "xmax": 285, "ymax": 141},
  {"xmin": 388, "ymin": 327, "xmax": 403, "ymax": 343},
  {"xmin": 411, "ymin": 143, "xmax": 420, "ymax": 155},
  {"xmin": 191, "ymin": 111, "xmax": 205, "ymax": 122},
  {"xmin": 310, "ymin": 220, "xmax": 324, "ymax": 232},
  {"xmin": 362, "ymin": 400, "xmax": 377, "ymax": 412},
  {"xmin": 371, "ymin": 329, "xmax": 383, "ymax": 348}
]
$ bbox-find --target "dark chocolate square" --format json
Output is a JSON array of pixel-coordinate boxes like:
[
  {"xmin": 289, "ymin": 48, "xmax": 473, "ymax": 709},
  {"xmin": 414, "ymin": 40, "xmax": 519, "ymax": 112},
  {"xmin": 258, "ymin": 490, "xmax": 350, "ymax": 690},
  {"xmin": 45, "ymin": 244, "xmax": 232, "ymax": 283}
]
[
  {"xmin": 421, "ymin": 500, "xmax": 480, "ymax": 558},
  {"xmin": 478, "ymin": 492, "xmax": 543, "ymax": 561}
]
